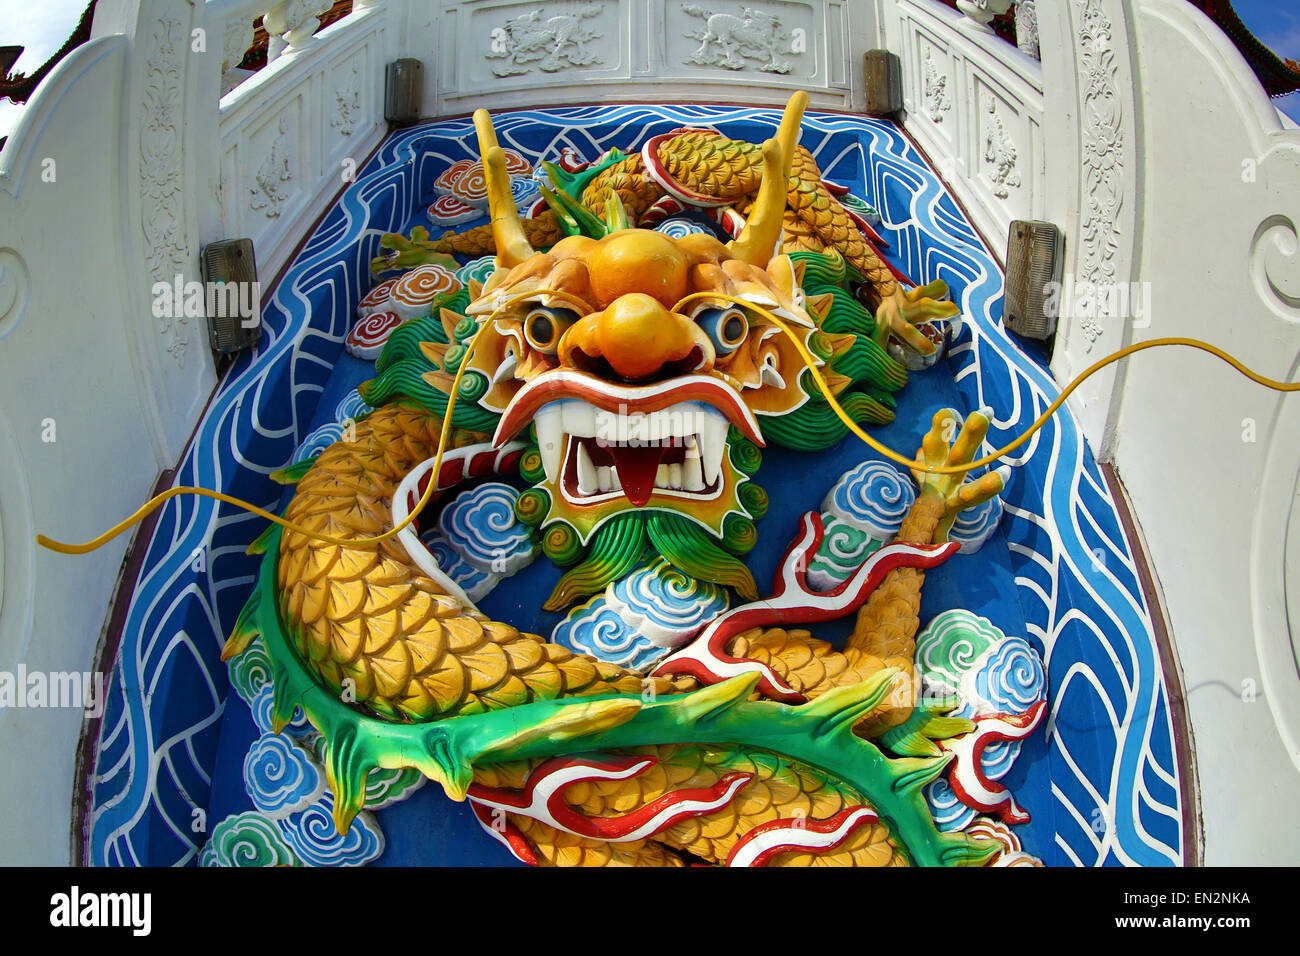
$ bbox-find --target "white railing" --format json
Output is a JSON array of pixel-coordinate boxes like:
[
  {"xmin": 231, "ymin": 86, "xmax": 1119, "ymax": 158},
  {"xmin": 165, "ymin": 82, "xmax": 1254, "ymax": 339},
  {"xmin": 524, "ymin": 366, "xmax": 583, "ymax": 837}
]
[
  {"xmin": 426, "ymin": 0, "xmax": 874, "ymax": 114},
  {"xmin": 877, "ymin": 0, "xmax": 1300, "ymax": 864},
  {"xmin": 0, "ymin": 0, "xmax": 400, "ymax": 862},
  {"xmin": 877, "ymin": 0, "xmax": 1045, "ymax": 256},
  {"xmin": 204, "ymin": 0, "xmax": 391, "ymax": 281}
]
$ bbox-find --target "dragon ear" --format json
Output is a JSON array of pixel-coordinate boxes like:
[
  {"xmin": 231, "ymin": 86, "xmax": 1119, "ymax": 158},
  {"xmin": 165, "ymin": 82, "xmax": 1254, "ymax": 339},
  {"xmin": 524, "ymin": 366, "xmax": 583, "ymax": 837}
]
[
  {"xmin": 473, "ymin": 109, "xmax": 533, "ymax": 268},
  {"xmin": 727, "ymin": 91, "xmax": 808, "ymax": 266}
]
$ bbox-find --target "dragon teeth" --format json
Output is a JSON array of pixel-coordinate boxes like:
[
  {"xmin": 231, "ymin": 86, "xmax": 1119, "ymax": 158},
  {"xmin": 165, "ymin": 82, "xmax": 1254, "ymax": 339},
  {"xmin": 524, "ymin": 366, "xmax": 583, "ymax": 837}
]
[
  {"xmin": 535, "ymin": 405, "xmax": 564, "ymax": 483},
  {"xmin": 534, "ymin": 399, "xmax": 733, "ymax": 493},
  {"xmin": 698, "ymin": 412, "xmax": 729, "ymax": 486},
  {"xmin": 490, "ymin": 346, "xmax": 518, "ymax": 386},
  {"xmin": 683, "ymin": 445, "xmax": 704, "ymax": 491},
  {"xmin": 563, "ymin": 401, "xmax": 597, "ymax": 441},
  {"xmin": 576, "ymin": 441, "xmax": 598, "ymax": 495}
]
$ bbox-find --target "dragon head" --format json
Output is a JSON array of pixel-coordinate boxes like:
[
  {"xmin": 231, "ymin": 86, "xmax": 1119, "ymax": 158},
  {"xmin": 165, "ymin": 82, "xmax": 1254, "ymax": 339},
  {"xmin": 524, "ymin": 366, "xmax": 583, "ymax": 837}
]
[
  {"xmin": 363, "ymin": 93, "xmax": 945, "ymax": 609},
  {"xmin": 464, "ymin": 98, "xmax": 817, "ymax": 542}
]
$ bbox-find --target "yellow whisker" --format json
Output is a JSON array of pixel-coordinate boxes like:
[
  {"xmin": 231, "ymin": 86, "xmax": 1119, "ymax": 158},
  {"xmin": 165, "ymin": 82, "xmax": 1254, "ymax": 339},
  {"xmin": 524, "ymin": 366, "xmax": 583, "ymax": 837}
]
[
  {"xmin": 672, "ymin": 290, "xmax": 1300, "ymax": 476},
  {"xmin": 37, "ymin": 287, "xmax": 573, "ymax": 555}
]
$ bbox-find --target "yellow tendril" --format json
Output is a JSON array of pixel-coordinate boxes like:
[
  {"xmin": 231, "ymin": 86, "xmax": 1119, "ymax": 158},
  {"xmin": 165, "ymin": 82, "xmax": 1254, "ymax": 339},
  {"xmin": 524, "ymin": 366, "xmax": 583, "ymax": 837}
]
[
  {"xmin": 36, "ymin": 282, "xmax": 1300, "ymax": 556},
  {"xmin": 36, "ymin": 287, "xmax": 562, "ymax": 555},
  {"xmin": 672, "ymin": 290, "xmax": 1300, "ymax": 475}
]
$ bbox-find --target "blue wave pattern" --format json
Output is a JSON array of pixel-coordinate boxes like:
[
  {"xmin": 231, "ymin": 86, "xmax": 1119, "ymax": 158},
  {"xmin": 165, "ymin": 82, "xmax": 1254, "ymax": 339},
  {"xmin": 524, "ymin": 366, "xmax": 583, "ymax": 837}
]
[
  {"xmin": 278, "ymin": 791, "xmax": 385, "ymax": 867},
  {"xmin": 605, "ymin": 560, "xmax": 729, "ymax": 647},
  {"xmin": 965, "ymin": 638, "xmax": 1047, "ymax": 717},
  {"xmin": 198, "ymin": 810, "xmax": 299, "ymax": 867},
  {"xmin": 89, "ymin": 104, "xmax": 1180, "ymax": 868},
  {"xmin": 420, "ymin": 530, "xmax": 497, "ymax": 602},
  {"xmin": 926, "ymin": 777, "xmax": 977, "ymax": 832},
  {"xmin": 455, "ymin": 256, "xmax": 497, "ymax": 287},
  {"xmin": 91, "ymin": 120, "xmax": 446, "ymax": 866},
  {"xmin": 655, "ymin": 217, "xmax": 711, "ymax": 238},
  {"xmin": 806, "ymin": 517, "xmax": 883, "ymax": 591},
  {"xmin": 949, "ymin": 494, "xmax": 1004, "ymax": 553},
  {"xmin": 249, "ymin": 684, "xmax": 310, "ymax": 737}
]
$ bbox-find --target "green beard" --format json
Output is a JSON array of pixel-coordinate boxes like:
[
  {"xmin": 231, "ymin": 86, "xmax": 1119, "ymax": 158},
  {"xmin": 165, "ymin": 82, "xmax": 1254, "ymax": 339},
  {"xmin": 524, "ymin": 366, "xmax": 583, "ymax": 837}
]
[{"xmin": 529, "ymin": 498, "xmax": 767, "ymax": 611}]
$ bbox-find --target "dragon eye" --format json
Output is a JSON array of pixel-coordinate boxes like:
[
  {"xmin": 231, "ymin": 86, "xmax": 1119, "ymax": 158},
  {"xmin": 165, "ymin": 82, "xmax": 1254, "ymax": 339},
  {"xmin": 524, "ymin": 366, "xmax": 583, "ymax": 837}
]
[
  {"xmin": 697, "ymin": 307, "xmax": 749, "ymax": 355},
  {"xmin": 523, "ymin": 306, "xmax": 577, "ymax": 354}
]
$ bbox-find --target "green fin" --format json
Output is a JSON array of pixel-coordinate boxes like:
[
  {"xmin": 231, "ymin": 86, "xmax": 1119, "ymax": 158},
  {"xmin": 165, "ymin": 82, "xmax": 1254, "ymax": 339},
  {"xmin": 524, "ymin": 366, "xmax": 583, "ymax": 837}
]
[
  {"xmin": 246, "ymin": 523, "xmax": 278, "ymax": 556},
  {"xmin": 270, "ymin": 458, "xmax": 317, "ymax": 486}
]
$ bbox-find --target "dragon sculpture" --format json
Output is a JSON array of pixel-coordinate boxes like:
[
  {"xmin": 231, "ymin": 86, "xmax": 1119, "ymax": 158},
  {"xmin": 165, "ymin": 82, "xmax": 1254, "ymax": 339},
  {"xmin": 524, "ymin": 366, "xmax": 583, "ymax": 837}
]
[{"xmin": 224, "ymin": 92, "xmax": 1040, "ymax": 866}]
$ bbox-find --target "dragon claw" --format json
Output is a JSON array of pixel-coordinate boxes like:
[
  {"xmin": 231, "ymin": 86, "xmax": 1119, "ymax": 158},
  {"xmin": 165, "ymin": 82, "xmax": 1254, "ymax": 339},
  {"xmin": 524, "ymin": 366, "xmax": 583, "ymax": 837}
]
[
  {"xmin": 874, "ymin": 280, "xmax": 961, "ymax": 357},
  {"xmin": 913, "ymin": 408, "xmax": 1010, "ymax": 540}
]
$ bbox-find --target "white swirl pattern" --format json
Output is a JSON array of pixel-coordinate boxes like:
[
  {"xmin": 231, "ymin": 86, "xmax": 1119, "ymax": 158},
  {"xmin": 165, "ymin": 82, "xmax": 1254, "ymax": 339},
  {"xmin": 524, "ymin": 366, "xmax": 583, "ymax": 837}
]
[
  {"xmin": 420, "ymin": 530, "xmax": 498, "ymax": 602},
  {"xmin": 806, "ymin": 516, "xmax": 883, "ymax": 591},
  {"xmin": 278, "ymin": 791, "xmax": 385, "ymax": 867},
  {"xmin": 438, "ymin": 482, "xmax": 537, "ymax": 576},
  {"xmin": 605, "ymin": 560, "xmax": 729, "ymax": 648},
  {"xmin": 552, "ymin": 596, "xmax": 665, "ymax": 672},
  {"xmin": 244, "ymin": 733, "xmax": 325, "ymax": 818},
  {"xmin": 654, "ymin": 217, "xmax": 711, "ymax": 238},
  {"xmin": 822, "ymin": 460, "xmax": 916, "ymax": 538}
]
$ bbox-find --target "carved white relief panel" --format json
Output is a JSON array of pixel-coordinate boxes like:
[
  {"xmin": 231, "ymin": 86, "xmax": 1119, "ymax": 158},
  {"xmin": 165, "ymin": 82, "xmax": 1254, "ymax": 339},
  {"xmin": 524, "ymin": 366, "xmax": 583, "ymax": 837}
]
[
  {"xmin": 486, "ymin": 3, "xmax": 609, "ymax": 76},
  {"xmin": 249, "ymin": 116, "xmax": 296, "ymax": 219},
  {"xmin": 1073, "ymin": 0, "xmax": 1127, "ymax": 348},
  {"xmin": 680, "ymin": 4, "xmax": 798, "ymax": 73},
  {"xmin": 1016, "ymin": 0, "xmax": 1040, "ymax": 60},
  {"xmin": 980, "ymin": 92, "xmax": 1021, "ymax": 198},
  {"xmin": 670, "ymin": 2, "xmax": 816, "ymax": 76},
  {"xmin": 222, "ymin": 17, "xmax": 255, "ymax": 74},
  {"xmin": 331, "ymin": 62, "xmax": 362, "ymax": 137},
  {"xmin": 140, "ymin": 16, "xmax": 192, "ymax": 367},
  {"xmin": 922, "ymin": 47, "xmax": 951, "ymax": 122}
]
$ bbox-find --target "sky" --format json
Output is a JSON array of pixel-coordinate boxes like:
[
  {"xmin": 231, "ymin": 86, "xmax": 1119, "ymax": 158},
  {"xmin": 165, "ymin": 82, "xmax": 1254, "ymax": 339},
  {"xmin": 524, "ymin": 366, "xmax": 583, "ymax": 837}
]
[
  {"xmin": 1234, "ymin": 0, "xmax": 1300, "ymax": 122},
  {"xmin": 0, "ymin": 0, "xmax": 1298, "ymax": 133}
]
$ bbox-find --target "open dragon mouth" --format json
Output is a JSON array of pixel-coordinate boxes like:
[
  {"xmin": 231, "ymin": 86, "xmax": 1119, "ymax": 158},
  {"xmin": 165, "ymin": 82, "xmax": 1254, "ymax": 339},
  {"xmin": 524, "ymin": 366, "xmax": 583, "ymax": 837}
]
[
  {"xmin": 547, "ymin": 402, "xmax": 729, "ymax": 506},
  {"xmin": 494, "ymin": 369, "xmax": 762, "ymax": 507}
]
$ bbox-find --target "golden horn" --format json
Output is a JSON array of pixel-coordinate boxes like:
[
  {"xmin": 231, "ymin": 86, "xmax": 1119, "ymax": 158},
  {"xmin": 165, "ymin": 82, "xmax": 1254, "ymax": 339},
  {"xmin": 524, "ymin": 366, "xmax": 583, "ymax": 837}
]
[
  {"xmin": 473, "ymin": 108, "xmax": 533, "ymax": 268},
  {"xmin": 728, "ymin": 91, "xmax": 807, "ymax": 265},
  {"xmin": 727, "ymin": 139, "xmax": 787, "ymax": 266},
  {"xmin": 775, "ymin": 89, "xmax": 809, "ymax": 167}
]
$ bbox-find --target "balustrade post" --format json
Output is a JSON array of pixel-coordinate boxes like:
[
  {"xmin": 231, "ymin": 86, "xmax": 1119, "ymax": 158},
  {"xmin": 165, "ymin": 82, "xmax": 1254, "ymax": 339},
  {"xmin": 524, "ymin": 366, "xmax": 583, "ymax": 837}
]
[
  {"xmin": 1015, "ymin": 1, "xmax": 1040, "ymax": 59},
  {"xmin": 263, "ymin": 0, "xmax": 333, "ymax": 61},
  {"xmin": 956, "ymin": 0, "xmax": 1013, "ymax": 34}
]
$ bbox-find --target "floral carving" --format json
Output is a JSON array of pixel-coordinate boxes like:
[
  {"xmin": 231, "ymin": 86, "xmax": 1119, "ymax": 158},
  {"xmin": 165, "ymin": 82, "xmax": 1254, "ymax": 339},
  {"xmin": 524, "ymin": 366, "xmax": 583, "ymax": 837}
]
[
  {"xmin": 923, "ymin": 49, "xmax": 950, "ymax": 123},
  {"xmin": 982, "ymin": 95, "xmax": 1021, "ymax": 198},
  {"xmin": 222, "ymin": 17, "xmax": 254, "ymax": 74},
  {"xmin": 332, "ymin": 64, "xmax": 361, "ymax": 136},
  {"xmin": 140, "ymin": 16, "xmax": 191, "ymax": 367},
  {"xmin": 1016, "ymin": 0, "xmax": 1040, "ymax": 60},
  {"xmin": 250, "ymin": 118, "xmax": 294, "ymax": 219},
  {"xmin": 1075, "ymin": 0, "xmax": 1126, "ymax": 348}
]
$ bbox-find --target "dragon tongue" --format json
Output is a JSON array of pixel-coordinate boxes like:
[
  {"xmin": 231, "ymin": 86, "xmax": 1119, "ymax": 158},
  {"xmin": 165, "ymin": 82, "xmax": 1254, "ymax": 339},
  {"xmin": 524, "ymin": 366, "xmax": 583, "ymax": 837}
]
[{"xmin": 609, "ymin": 444, "xmax": 670, "ymax": 506}]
